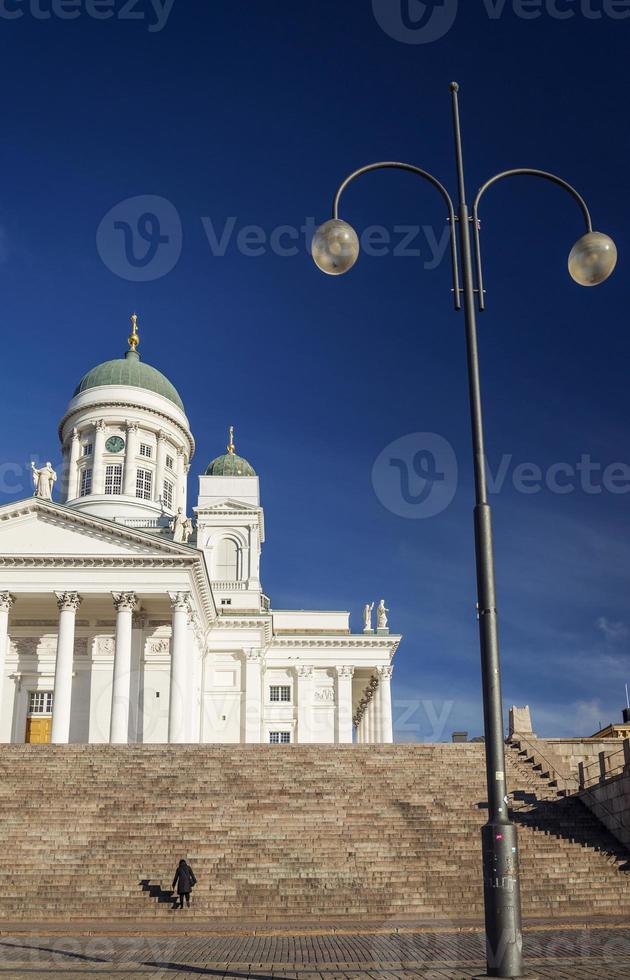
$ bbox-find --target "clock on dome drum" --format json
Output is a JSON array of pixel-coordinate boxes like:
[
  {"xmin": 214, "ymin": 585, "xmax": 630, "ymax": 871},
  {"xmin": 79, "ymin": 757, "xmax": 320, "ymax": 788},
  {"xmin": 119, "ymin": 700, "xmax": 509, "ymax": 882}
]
[{"xmin": 105, "ymin": 436, "xmax": 125, "ymax": 453}]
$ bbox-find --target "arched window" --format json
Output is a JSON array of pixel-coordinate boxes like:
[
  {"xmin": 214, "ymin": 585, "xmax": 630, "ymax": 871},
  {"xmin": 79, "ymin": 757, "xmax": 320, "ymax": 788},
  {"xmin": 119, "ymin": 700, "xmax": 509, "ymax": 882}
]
[{"xmin": 214, "ymin": 538, "xmax": 239, "ymax": 580}]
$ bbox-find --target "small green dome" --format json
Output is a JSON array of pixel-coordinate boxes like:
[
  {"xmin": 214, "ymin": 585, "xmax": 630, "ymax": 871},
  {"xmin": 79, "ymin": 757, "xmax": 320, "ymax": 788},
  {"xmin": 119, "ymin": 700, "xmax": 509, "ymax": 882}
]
[
  {"xmin": 73, "ymin": 350, "xmax": 184, "ymax": 412},
  {"xmin": 206, "ymin": 451, "xmax": 256, "ymax": 477}
]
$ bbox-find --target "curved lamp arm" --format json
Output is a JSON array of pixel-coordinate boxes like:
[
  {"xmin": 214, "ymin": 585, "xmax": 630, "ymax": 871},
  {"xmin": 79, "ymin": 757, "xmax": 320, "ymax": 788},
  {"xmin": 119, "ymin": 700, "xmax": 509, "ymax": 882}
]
[
  {"xmin": 472, "ymin": 168, "xmax": 594, "ymax": 311},
  {"xmin": 332, "ymin": 161, "xmax": 462, "ymax": 311}
]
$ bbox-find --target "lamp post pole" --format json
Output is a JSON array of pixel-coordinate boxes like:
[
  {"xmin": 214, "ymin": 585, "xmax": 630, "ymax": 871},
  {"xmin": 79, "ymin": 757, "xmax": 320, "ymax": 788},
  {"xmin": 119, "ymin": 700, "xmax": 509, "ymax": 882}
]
[
  {"xmin": 310, "ymin": 82, "xmax": 617, "ymax": 979},
  {"xmin": 450, "ymin": 81, "xmax": 524, "ymax": 980}
]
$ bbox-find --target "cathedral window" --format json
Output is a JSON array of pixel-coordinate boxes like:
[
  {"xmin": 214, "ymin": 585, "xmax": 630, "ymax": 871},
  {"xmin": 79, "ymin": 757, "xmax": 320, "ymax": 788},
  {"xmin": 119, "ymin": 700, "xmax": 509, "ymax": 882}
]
[
  {"xmin": 136, "ymin": 468, "xmax": 152, "ymax": 500},
  {"xmin": 29, "ymin": 691, "xmax": 53, "ymax": 714},
  {"xmin": 162, "ymin": 479, "xmax": 174, "ymax": 510},
  {"xmin": 269, "ymin": 731, "xmax": 291, "ymax": 744},
  {"xmin": 79, "ymin": 468, "xmax": 92, "ymax": 497},
  {"xmin": 82, "ymin": 442, "xmax": 93, "ymax": 457},
  {"xmin": 105, "ymin": 464, "xmax": 123, "ymax": 495},
  {"xmin": 269, "ymin": 685, "xmax": 291, "ymax": 703},
  {"xmin": 139, "ymin": 443, "xmax": 153, "ymax": 458},
  {"xmin": 214, "ymin": 538, "xmax": 239, "ymax": 580},
  {"xmin": 165, "ymin": 454, "xmax": 174, "ymax": 470}
]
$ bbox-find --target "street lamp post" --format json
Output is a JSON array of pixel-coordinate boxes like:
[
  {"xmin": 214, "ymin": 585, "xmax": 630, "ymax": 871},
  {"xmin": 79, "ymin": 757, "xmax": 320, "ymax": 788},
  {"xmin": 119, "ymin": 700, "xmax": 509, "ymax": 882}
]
[{"xmin": 310, "ymin": 83, "xmax": 617, "ymax": 979}]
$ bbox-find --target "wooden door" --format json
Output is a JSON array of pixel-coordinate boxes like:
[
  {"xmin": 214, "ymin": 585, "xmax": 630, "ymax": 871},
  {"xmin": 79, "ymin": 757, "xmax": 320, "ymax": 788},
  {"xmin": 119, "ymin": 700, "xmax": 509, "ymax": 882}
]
[{"xmin": 25, "ymin": 717, "xmax": 52, "ymax": 744}]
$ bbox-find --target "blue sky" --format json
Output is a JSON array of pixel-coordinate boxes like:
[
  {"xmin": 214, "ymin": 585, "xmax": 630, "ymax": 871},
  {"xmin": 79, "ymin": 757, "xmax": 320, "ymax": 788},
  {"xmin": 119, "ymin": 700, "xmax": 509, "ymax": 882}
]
[{"xmin": 1, "ymin": 1, "xmax": 628, "ymax": 740}]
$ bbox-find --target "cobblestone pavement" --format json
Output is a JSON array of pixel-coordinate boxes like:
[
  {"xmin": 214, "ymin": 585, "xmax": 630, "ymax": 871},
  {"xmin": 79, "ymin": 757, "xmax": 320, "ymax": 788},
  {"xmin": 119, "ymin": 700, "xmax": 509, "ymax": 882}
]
[{"xmin": 0, "ymin": 930, "xmax": 629, "ymax": 978}]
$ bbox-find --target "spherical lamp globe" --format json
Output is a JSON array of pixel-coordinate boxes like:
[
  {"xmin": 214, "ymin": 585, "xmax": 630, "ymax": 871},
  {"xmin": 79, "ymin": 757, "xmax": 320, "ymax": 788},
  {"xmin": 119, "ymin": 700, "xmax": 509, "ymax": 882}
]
[
  {"xmin": 568, "ymin": 231, "xmax": 617, "ymax": 286},
  {"xmin": 311, "ymin": 219, "xmax": 360, "ymax": 275}
]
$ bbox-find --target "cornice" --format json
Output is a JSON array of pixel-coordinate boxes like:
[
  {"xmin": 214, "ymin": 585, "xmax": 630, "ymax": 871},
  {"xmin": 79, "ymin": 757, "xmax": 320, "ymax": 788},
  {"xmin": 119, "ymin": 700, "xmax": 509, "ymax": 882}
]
[
  {"xmin": 0, "ymin": 554, "xmax": 215, "ymax": 627},
  {"xmin": 195, "ymin": 502, "xmax": 264, "ymax": 539},
  {"xmin": 0, "ymin": 554, "xmax": 193, "ymax": 569},
  {"xmin": 210, "ymin": 616, "xmax": 273, "ymax": 644},
  {"xmin": 195, "ymin": 499, "xmax": 260, "ymax": 514},
  {"xmin": 270, "ymin": 635, "xmax": 400, "ymax": 656}
]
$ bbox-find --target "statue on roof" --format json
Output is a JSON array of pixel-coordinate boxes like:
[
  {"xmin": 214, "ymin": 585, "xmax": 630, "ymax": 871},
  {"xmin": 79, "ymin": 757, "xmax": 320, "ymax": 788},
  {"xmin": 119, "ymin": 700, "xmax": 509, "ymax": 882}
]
[
  {"xmin": 31, "ymin": 461, "xmax": 57, "ymax": 501},
  {"xmin": 377, "ymin": 599, "xmax": 389, "ymax": 631},
  {"xmin": 171, "ymin": 507, "xmax": 193, "ymax": 544},
  {"xmin": 363, "ymin": 601, "xmax": 374, "ymax": 633}
]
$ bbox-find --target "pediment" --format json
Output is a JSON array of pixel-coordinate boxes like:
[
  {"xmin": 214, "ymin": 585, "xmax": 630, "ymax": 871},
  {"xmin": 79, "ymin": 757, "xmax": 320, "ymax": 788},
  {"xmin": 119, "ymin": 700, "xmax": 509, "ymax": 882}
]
[{"xmin": 0, "ymin": 499, "xmax": 191, "ymax": 559}]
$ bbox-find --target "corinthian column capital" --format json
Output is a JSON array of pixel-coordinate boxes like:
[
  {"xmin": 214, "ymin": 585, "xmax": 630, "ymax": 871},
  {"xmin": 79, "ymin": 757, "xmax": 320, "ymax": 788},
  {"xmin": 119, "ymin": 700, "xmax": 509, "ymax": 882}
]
[
  {"xmin": 112, "ymin": 591, "xmax": 137, "ymax": 612},
  {"xmin": 169, "ymin": 591, "xmax": 191, "ymax": 613},
  {"xmin": 55, "ymin": 591, "xmax": 81, "ymax": 613},
  {"xmin": 0, "ymin": 592, "xmax": 15, "ymax": 613}
]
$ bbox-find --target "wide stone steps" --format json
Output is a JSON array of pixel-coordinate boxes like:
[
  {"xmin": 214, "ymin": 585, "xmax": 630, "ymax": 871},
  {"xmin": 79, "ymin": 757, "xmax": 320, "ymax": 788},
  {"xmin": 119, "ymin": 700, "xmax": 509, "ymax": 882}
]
[{"xmin": 0, "ymin": 743, "xmax": 628, "ymax": 921}]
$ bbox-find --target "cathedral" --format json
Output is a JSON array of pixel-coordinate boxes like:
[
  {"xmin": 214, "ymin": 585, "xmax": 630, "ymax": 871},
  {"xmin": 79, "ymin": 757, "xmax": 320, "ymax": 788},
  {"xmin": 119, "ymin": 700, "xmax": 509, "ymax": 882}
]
[{"xmin": 0, "ymin": 317, "xmax": 399, "ymax": 746}]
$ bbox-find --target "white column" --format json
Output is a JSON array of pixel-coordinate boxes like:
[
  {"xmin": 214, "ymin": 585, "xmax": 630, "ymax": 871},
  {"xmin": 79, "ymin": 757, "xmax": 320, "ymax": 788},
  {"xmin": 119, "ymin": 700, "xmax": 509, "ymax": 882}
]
[
  {"xmin": 377, "ymin": 665, "xmax": 394, "ymax": 743},
  {"xmin": 372, "ymin": 684, "xmax": 382, "ymax": 744},
  {"xmin": 368, "ymin": 685, "xmax": 378, "ymax": 744},
  {"xmin": 369, "ymin": 676, "xmax": 379, "ymax": 743},
  {"xmin": 155, "ymin": 430, "xmax": 167, "ymax": 505},
  {"xmin": 65, "ymin": 428, "xmax": 80, "ymax": 502},
  {"xmin": 0, "ymin": 593, "xmax": 15, "ymax": 731},
  {"xmin": 189, "ymin": 625, "xmax": 203, "ymax": 744},
  {"xmin": 184, "ymin": 615, "xmax": 200, "ymax": 742},
  {"xmin": 51, "ymin": 592, "xmax": 81, "ymax": 744},
  {"xmin": 335, "ymin": 666, "xmax": 354, "ymax": 744},
  {"xmin": 357, "ymin": 698, "xmax": 367, "ymax": 744},
  {"xmin": 168, "ymin": 592, "xmax": 191, "ymax": 743},
  {"xmin": 177, "ymin": 448, "xmax": 187, "ymax": 512},
  {"xmin": 244, "ymin": 649, "xmax": 263, "ymax": 743},
  {"xmin": 92, "ymin": 419, "xmax": 107, "ymax": 495},
  {"xmin": 129, "ymin": 610, "xmax": 146, "ymax": 742},
  {"xmin": 297, "ymin": 665, "xmax": 314, "ymax": 743},
  {"xmin": 109, "ymin": 592, "xmax": 137, "ymax": 744},
  {"xmin": 123, "ymin": 422, "xmax": 139, "ymax": 497}
]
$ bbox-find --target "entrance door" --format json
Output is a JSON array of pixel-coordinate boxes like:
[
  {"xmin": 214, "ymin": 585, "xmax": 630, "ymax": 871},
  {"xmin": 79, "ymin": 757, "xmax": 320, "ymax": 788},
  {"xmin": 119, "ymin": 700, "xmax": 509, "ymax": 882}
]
[
  {"xmin": 25, "ymin": 691, "xmax": 53, "ymax": 744},
  {"xmin": 25, "ymin": 717, "xmax": 52, "ymax": 743}
]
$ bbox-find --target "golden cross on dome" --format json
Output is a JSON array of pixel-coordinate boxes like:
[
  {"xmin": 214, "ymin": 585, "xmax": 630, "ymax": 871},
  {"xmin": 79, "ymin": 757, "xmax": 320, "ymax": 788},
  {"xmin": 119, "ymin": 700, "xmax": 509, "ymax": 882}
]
[
  {"xmin": 128, "ymin": 313, "xmax": 140, "ymax": 352},
  {"xmin": 227, "ymin": 425, "xmax": 235, "ymax": 454}
]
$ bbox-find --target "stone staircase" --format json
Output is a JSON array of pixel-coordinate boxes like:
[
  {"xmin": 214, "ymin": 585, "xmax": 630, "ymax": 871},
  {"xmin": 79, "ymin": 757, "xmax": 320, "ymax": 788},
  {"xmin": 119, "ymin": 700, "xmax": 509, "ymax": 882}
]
[{"xmin": 0, "ymin": 743, "xmax": 627, "ymax": 922}]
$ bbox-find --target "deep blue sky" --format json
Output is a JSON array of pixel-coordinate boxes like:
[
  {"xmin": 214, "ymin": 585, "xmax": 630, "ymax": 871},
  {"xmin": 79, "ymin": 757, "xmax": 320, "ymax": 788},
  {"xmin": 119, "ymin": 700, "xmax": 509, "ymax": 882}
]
[{"xmin": 1, "ymin": 1, "xmax": 628, "ymax": 739}]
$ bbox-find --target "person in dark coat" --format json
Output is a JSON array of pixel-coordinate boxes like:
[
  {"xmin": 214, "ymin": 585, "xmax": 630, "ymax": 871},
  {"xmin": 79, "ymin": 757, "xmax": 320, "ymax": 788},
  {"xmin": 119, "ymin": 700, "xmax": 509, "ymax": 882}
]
[{"xmin": 172, "ymin": 859, "xmax": 196, "ymax": 909}]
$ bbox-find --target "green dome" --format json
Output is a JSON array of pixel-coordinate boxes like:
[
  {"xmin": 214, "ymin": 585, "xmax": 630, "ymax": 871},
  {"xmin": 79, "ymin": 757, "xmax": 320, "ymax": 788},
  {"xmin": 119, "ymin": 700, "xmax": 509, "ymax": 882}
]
[
  {"xmin": 206, "ymin": 451, "xmax": 256, "ymax": 477},
  {"xmin": 73, "ymin": 351, "xmax": 185, "ymax": 412}
]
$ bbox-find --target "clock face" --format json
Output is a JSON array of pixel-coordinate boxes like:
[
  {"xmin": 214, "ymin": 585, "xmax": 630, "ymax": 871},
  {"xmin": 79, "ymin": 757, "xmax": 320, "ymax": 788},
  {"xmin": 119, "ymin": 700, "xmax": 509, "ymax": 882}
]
[{"xmin": 105, "ymin": 436, "xmax": 125, "ymax": 454}]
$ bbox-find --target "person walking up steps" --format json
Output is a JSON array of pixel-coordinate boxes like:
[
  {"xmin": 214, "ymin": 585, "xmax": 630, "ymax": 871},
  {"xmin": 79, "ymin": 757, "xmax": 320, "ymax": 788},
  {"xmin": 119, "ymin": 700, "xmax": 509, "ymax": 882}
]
[{"xmin": 172, "ymin": 858, "xmax": 196, "ymax": 909}]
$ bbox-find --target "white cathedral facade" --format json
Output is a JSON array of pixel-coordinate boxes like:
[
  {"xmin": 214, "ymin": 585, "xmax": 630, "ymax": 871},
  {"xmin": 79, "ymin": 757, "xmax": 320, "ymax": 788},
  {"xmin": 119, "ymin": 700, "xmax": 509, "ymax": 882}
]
[{"xmin": 0, "ymin": 319, "xmax": 399, "ymax": 746}]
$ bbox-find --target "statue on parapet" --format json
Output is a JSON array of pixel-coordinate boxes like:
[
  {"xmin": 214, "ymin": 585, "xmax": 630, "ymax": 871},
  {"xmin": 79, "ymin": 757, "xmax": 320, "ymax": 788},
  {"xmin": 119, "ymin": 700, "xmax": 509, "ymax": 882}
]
[
  {"xmin": 377, "ymin": 599, "xmax": 389, "ymax": 631},
  {"xmin": 31, "ymin": 461, "xmax": 57, "ymax": 501},
  {"xmin": 171, "ymin": 507, "xmax": 193, "ymax": 544},
  {"xmin": 363, "ymin": 601, "xmax": 374, "ymax": 633}
]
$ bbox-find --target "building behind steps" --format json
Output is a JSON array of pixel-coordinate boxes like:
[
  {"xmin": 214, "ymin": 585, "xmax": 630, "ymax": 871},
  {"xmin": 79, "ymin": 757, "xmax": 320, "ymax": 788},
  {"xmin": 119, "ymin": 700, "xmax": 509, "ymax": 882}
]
[{"xmin": 0, "ymin": 318, "xmax": 400, "ymax": 746}]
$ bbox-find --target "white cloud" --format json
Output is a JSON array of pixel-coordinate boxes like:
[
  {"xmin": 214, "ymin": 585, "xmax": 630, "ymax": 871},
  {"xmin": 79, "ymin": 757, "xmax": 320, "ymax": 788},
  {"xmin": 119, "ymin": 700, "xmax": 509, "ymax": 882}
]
[{"xmin": 596, "ymin": 616, "xmax": 629, "ymax": 643}]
